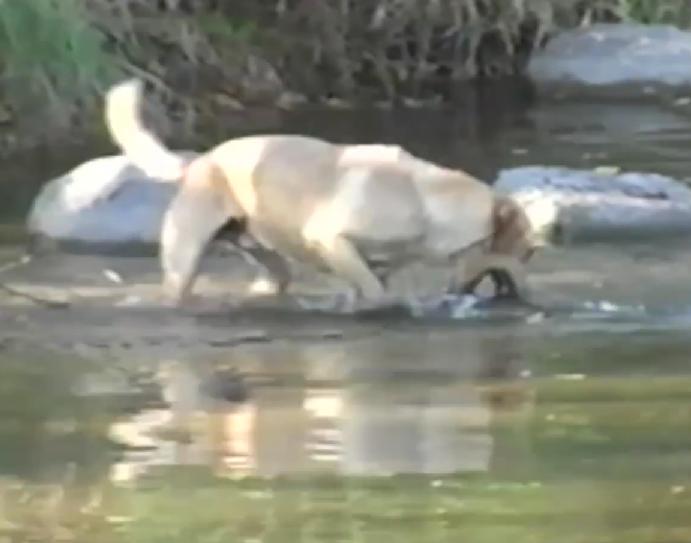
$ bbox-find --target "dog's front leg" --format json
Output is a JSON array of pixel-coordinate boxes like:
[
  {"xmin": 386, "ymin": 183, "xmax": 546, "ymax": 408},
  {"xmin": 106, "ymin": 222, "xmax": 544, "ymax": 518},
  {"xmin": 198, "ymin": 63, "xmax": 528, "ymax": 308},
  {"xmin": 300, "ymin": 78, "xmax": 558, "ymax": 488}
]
[
  {"xmin": 160, "ymin": 187, "xmax": 237, "ymax": 306},
  {"xmin": 452, "ymin": 251, "xmax": 531, "ymax": 301},
  {"xmin": 458, "ymin": 268, "xmax": 520, "ymax": 298},
  {"xmin": 488, "ymin": 269, "xmax": 521, "ymax": 298},
  {"xmin": 308, "ymin": 234, "xmax": 387, "ymax": 312}
]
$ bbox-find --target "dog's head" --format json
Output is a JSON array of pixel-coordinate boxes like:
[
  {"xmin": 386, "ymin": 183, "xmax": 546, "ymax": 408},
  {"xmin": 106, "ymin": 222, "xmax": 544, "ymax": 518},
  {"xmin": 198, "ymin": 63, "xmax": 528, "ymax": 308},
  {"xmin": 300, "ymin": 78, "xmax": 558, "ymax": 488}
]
[{"xmin": 490, "ymin": 196, "xmax": 540, "ymax": 263}]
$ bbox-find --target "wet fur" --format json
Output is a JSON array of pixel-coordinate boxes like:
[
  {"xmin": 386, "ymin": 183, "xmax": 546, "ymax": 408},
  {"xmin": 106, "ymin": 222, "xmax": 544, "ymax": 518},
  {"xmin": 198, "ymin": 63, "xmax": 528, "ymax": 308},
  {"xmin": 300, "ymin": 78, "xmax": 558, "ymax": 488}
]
[{"xmin": 104, "ymin": 79, "xmax": 537, "ymax": 307}]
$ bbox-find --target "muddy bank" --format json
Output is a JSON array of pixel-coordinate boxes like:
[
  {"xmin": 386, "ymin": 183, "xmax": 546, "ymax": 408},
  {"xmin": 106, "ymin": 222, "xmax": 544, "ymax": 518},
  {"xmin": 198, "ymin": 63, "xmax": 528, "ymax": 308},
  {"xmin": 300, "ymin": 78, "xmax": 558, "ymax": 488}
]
[
  {"xmin": 3, "ymin": 239, "xmax": 691, "ymax": 358},
  {"xmin": 0, "ymin": 248, "xmax": 371, "ymax": 358}
]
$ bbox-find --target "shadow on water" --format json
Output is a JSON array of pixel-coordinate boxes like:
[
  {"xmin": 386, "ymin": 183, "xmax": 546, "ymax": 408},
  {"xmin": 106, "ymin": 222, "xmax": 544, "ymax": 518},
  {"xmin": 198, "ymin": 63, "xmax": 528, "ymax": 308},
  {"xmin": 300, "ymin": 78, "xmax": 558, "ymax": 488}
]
[{"xmin": 2, "ymin": 329, "xmax": 691, "ymax": 541}]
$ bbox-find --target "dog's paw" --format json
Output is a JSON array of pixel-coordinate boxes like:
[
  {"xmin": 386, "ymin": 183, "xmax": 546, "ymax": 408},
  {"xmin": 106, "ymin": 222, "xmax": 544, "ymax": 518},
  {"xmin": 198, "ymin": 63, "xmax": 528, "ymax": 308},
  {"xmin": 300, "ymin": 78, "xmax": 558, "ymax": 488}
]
[{"xmin": 247, "ymin": 276, "xmax": 280, "ymax": 296}]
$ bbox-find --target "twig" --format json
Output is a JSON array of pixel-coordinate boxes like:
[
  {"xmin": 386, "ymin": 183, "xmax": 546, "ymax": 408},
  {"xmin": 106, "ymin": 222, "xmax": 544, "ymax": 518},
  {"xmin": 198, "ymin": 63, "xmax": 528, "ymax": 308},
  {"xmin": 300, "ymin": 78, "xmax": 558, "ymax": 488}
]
[
  {"xmin": 0, "ymin": 254, "xmax": 32, "ymax": 274},
  {"xmin": 0, "ymin": 254, "xmax": 70, "ymax": 309},
  {"xmin": 0, "ymin": 283, "xmax": 70, "ymax": 309}
]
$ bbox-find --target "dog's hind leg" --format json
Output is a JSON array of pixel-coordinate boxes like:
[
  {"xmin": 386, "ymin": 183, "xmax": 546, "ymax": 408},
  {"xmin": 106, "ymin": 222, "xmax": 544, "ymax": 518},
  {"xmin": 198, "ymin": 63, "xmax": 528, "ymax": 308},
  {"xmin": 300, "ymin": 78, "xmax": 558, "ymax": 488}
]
[{"xmin": 161, "ymin": 183, "xmax": 239, "ymax": 304}]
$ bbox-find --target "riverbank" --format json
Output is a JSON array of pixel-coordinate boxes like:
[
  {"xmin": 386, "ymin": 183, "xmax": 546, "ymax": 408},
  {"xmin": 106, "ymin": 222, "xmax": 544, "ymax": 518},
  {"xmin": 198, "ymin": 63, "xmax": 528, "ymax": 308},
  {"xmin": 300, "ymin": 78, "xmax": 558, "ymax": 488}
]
[{"xmin": 3, "ymin": 1, "xmax": 691, "ymax": 156}]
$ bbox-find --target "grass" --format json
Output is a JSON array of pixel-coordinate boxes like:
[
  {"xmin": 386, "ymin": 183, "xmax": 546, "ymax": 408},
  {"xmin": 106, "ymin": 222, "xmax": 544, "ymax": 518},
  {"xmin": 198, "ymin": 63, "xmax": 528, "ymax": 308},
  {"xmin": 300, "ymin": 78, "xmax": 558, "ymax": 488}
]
[
  {"xmin": 621, "ymin": 0, "xmax": 691, "ymax": 26},
  {"xmin": 0, "ymin": 0, "xmax": 118, "ymax": 126}
]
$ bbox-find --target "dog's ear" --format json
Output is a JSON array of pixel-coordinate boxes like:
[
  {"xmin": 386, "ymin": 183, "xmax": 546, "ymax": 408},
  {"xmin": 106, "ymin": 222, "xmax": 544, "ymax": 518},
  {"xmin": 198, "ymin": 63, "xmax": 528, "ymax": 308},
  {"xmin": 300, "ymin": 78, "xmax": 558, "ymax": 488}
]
[
  {"xmin": 491, "ymin": 196, "xmax": 523, "ymax": 254},
  {"xmin": 491, "ymin": 196, "xmax": 538, "ymax": 262}
]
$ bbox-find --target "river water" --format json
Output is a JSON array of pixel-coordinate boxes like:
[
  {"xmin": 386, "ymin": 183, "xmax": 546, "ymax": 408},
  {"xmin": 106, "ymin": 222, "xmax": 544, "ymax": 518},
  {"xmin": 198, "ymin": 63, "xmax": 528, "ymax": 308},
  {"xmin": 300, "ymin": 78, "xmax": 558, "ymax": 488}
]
[{"xmin": 1, "ymin": 85, "xmax": 691, "ymax": 541}]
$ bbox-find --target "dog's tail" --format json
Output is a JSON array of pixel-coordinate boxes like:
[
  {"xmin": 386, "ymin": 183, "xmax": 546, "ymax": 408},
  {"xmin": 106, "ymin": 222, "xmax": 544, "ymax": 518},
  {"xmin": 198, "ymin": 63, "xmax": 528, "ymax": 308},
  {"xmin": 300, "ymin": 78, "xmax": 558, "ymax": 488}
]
[{"xmin": 105, "ymin": 79, "xmax": 186, "ymax": 182}]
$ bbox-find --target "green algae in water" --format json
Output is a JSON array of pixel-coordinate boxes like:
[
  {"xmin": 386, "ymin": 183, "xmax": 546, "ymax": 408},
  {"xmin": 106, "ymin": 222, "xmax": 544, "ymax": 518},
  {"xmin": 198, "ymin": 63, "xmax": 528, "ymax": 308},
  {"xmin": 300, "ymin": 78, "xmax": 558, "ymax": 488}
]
[{"xmin": 1, "ymin": 332, "xmax": 691, "ymax": 542}]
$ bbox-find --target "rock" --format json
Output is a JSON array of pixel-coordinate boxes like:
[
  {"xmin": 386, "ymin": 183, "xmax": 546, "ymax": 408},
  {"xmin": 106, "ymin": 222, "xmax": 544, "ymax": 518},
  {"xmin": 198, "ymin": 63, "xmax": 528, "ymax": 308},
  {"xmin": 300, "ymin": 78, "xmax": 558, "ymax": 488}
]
[
  {"xmin": 212, "ymin": 93, "xmax": 245, "ymax": 111},
  {"xmin": 0, "ymin": 102, "xmax": 12, "ymax": 125},
  {"xmin": 528, "ymin": 24, "xmax": 691, "ymax": 99},
  {"xmin": 275, "ymin": 90, "xmax": 309, "ymax": 110},
  {"xmin": 494, "ymin": 166, "xmax": 691, "ymax": 242},
  {"xmin": 27, "ymin": 152, "xmax": 197, "ymax": 251},
  {"xmin": 238, "ymin": 55, "xmax": 285, "ymax": 105},
  {"xmin": 199, "ymin": 368, "xmax": 250, "ymax": 404},
  {"xmin": 322, "ymin": 97, "xmax": 354, "ymax": 109}
]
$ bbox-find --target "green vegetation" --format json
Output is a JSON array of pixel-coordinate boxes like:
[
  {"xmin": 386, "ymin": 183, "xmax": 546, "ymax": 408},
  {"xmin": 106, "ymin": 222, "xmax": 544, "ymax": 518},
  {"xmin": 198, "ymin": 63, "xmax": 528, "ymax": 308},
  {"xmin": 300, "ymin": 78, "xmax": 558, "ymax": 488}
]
[
  {"xmin": 0, "ymin": 0, "xmax": 117, "ymax": 125},
  {"xmin": 110, "ymin": 366, "xmax": 691, "ymax": 543},
  {"xmin": 621, "ymin": 0, "xmax": 691, "ymax": 26},
  {"xmin": 2, "ymin": 333, "xmax": 691, "ymax": 542},
  {"xmin": 1, "ymin": 0, "xmax": 691, "ymax": 145},
  {"xmin": 2, "ymin": 368, "xmax": 691, "ymax": 542}
]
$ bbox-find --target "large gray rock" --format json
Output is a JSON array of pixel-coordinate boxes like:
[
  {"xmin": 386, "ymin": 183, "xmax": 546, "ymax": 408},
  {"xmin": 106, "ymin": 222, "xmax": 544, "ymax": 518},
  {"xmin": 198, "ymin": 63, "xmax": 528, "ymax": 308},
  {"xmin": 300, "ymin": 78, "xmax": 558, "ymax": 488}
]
[
  {"xmin": 528, "ymin": 24, "xmax": 691, "ymax": 99},
  {"xmin": 495, "ymin": 166, "xmax": 691, "ymax": 242},
  {"xmin": 27, "ymin": 152, "xmax": 196, "ymax": 251}
]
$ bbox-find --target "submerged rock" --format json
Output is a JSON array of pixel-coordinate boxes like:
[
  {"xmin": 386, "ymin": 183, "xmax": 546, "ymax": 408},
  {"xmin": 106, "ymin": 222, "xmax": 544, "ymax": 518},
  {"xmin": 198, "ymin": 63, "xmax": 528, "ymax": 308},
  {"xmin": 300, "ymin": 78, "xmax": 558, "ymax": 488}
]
[
  {"xmin": 529, "ymin": 24, "xmax": 691, "ymax": 99},
  {"xmin": 495, "ymin": 166, "xmax": 691, "ymax": 242},
  {"xmin": 27, "ymin": 152, "xmax": 196, "ymax": 251}
]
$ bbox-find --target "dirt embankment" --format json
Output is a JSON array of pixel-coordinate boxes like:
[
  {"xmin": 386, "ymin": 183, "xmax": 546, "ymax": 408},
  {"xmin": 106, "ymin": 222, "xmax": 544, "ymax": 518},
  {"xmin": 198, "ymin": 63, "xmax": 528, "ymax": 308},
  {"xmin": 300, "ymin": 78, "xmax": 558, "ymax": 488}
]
[{"xmin": 0, "ymin": 0, "xmax": 635, "ymax": 154}]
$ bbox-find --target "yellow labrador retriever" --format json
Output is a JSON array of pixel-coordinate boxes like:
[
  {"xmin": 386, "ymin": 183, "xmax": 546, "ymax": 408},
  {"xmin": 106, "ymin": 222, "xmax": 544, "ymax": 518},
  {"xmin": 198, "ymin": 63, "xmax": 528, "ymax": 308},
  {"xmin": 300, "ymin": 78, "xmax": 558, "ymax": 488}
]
[{"xmin": 105, "ymin": 79, "xmax": 537, "ymax": 308}]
